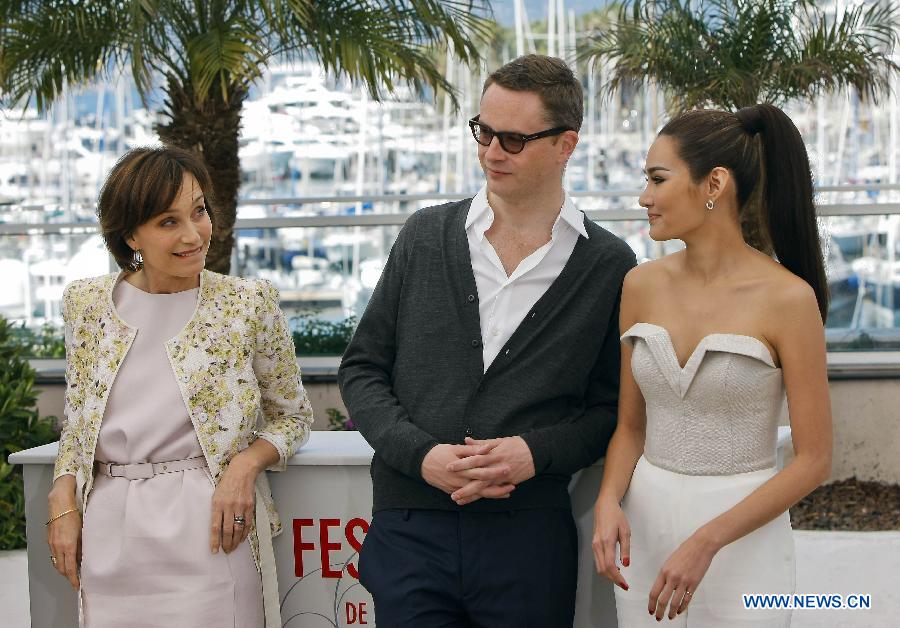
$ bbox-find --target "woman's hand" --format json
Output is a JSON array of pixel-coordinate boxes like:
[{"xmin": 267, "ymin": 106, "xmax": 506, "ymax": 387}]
[
  {"xmin": 47, "ymin": 480, "xmax": 82, "ymax": 590},
  {"xmin": 592, "ymin": 495, "xmax": 630, "ymax": 591},
  {"xmin": 210, "ymin": 453, "xmax": 259, "ymax": 554},
  {"xmin": 648, "ymin": 530, "xmax": 719, "ymax": 620}
]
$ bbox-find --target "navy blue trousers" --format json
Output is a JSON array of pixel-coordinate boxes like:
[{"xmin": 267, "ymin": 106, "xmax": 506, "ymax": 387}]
[{"xmin": 357, "ymin": 508, "xmax": 577, "ymax": 628}]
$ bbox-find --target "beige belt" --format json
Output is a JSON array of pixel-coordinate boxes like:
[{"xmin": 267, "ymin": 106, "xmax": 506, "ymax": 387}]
[{"xmin": 95, "ymin": 455, "xmax": 208, "ymax": 480}]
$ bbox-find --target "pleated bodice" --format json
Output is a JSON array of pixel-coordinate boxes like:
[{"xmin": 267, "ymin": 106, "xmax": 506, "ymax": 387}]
[{"xmin": 622, "ymin": 323, "xmax": 784, "ymax": 476}]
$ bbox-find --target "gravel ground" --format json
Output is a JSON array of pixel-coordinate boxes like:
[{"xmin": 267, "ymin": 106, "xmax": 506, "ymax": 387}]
[{"xmin": 790, "ymin": 477, "xmax": 900, "ymax": 531}]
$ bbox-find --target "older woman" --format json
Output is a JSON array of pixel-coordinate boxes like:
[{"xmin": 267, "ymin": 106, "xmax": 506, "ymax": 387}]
[{"xmin": 45, "ymin": 146, "xmax": 313, "ymax": 627}]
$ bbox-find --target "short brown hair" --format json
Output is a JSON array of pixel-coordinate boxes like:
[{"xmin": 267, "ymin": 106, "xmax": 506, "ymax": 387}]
[
  {"xmin": 482, "ymin": 55, "xmax": 583, "ymax": 132},
  {"xmin": 97, "ymin": 145, "xmax": 216, "ymax": 270}
]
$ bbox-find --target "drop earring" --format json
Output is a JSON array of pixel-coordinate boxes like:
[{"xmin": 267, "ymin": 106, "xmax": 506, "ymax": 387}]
[{"xmin": 133, "ymin": 249, "xmax": 143, "ymax": 269}]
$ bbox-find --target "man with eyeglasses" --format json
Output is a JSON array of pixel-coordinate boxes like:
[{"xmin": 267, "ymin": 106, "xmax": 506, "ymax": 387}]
[{"xmin": 339, "ymin": 54, "xmax": 636, "ymax": 626}]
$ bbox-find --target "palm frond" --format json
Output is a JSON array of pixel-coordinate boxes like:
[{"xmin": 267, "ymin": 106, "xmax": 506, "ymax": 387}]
[
  {"xmin": 0, "ymin": 1, "xmax": 124, "ymax": 110},
  {"xmin": 263, "ymin": 0, "xmax": 492, "ymax": 107},
  {"xmin": 581, "ymin": 0, "xmax": 900, "ymax": 113},
  {"xmin": 2, "ymin": 0, "xmax": 492, "ymax": 276},
  {"xmin": 185, "ymin": 12, "xmax": 267, "ymax": 102},
  {"xmin": 782, "ymin": 1, "xmax": 900, "ymax": 104}
]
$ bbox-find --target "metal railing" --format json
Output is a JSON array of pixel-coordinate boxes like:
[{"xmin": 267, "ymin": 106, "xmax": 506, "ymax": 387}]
[
  {"xmin": 4, "ymin": 188, "xmax": 900, "ymax": 375},
  {"xmin": 2, "ymin": 186, "xmax": 900, "ymax": 234}
]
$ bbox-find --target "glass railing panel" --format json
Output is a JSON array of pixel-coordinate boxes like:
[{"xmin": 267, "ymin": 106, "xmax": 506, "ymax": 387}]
[
  {"xmin": 233, "ymin": 224, "xmax": 401, "ymax": 324},
  {"xmin": 3, "ymin": 202, "xmax": 899, "ymax": 357},
  {"xmin": 821, "ymin": 214, "xmax": 900, "ymax": 350}
]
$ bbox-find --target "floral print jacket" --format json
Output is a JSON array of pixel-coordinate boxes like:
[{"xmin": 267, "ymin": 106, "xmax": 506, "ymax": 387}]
[{"xmin": 54, "ymin": 269, "xmax": 313, "ymax": 544}]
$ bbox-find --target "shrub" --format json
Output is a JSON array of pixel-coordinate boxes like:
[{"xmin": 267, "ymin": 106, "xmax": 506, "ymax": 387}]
[
  {"xmin": 291, "ymin": 314, "xmax": 357, "ymax": 356},
  {"xmin": 0, "ymin": 316, "xmax": 59, "ymax": 549},
  {"xmin": 326, "ymin": 407, "xmax": 355, "ymax": 431},
  {"xmin": 13, "ymin": 314, "xmax": 358, "ymax": 359},
  {"xmin": 9, "ymin": 322, "xmax": 66, "ymax": 358}
]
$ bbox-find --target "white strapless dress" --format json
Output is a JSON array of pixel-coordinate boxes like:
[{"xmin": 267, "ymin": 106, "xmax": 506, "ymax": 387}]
[{"xmin": 613, "ymin": 323, "xmax": 794, "ymax": 627}]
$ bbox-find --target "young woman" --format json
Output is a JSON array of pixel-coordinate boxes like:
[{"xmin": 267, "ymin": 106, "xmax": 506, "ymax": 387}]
[
  {"xmin": 592, "ymin": 104, "xmax": 833, "ymax": 626},
  {"xmin": 46, "ymin": 146, "xmax": 313, "ymax": 627}
]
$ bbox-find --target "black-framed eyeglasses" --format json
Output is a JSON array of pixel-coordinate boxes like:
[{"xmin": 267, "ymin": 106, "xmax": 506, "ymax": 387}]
[{"xmin": 468, "ymin": 115, "xmax": 572, "ymax": 154}]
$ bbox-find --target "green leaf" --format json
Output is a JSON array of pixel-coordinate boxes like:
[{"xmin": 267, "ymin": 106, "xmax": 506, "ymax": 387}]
[
  {"xmin": 580, "ymin": 0, "xmax": 900, "ymax": 113},
  {"xmin": 0, "ymin": 316, "xmax": 59, "ymax": 550}
]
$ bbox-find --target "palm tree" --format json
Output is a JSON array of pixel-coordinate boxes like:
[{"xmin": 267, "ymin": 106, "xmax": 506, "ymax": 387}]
[
  {"xmin": 0, "ymin": 1, "xmax": 491, "ymax": 273},
  {"xmin": 582, "ymin": 0, "xmax": 900, "ymax": 113}
]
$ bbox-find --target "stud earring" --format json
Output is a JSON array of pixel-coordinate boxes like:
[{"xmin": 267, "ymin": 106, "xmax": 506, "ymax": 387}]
[{"xmin": 705, "ymin": 199, "xmax": 715, "ymax": 211}]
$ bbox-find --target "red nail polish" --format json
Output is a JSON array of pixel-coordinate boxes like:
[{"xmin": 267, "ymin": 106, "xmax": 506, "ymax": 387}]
[{"xmin": 623, "ymin": 557, "xmax": 630, "ymax": 567}]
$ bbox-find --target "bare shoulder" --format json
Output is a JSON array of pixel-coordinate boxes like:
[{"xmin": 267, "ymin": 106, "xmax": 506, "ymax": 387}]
[
  {"xmin": 773, "ymin": 272, "xmax": 818, "ymax": 307},
  {"xmin": 753, "ymin": 254, "xmax": 819, "ymax": 313},
  {"xmin": 621, "ymin": 255, "xmax": 681, "ymax": 325},
  {"xmin": 753, "ymin": 258, "xmax": 824, "ymax": 340},
  {"xmin": 623, "ymin": 254, "xmax": 679, "ymax": 294}
]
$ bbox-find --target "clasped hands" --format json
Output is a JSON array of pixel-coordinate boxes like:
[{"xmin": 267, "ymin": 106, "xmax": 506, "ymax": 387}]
[{"xmin": 421, "ymin": 436, "xmax": 535, "ymax": 506}]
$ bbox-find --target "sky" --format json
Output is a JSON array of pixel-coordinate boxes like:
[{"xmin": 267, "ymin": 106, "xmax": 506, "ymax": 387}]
[{"xmin": 487, "ymin": 0, "xmax": 610, "ymax": 25}]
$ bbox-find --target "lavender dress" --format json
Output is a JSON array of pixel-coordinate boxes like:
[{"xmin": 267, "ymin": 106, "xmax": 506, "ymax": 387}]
[{"xmin": 80, "ymin": 279, "xmax": 264, "ymax": 628}]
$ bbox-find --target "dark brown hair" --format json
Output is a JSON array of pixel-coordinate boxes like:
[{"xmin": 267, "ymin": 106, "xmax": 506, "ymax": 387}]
[
  {"xmin": 483, "ymin": 54, "xmax": 583, "ymax": 132},
  {"xmin": 658, "ymin": 105, "xmax": 829, "ymax": 321},
  {"xmin": 97, "ymin": 145, "xmax": 215, "ymax": 271}
]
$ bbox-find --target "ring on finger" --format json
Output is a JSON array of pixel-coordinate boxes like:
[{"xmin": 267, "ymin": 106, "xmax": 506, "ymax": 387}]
[
  {"xmin": 50, "ymin": 555, "xmax": 57, "ymax": 565},
  {"xmin": 233, "ymin": 515, "xmax": 246, "ymax": 526}
]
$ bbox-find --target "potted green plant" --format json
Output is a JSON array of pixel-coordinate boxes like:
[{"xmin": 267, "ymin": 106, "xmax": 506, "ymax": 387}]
[{"xmin": 0, "ymin": 316, "xmax": 59, "ymax": 549}]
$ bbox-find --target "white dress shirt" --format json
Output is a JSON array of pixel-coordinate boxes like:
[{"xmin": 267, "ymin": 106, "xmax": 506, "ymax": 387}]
[{"xmin": 466, "ymin": 186, "xmax": 589, "ymax": 371}]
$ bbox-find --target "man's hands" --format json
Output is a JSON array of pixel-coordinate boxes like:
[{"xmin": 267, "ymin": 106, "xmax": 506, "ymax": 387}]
[{"xmin": 421, "ymin": 436, "xmax": 536, "ymax": 506}]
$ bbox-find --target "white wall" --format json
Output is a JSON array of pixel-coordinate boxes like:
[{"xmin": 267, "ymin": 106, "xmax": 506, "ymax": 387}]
[{"xmin": 35, "ymin": 378, "xmax": 900, "ymax": 483}]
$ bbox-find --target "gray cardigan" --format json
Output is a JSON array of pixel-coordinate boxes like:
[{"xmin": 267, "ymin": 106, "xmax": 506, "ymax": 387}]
[{"xmin": 338, "ymin": 199, "xmax": 637, "ymax": 512}]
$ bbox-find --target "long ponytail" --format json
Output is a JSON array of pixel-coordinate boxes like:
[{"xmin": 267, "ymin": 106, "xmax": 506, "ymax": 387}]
[
  {"xmin": 738, "ymin": 104, "xmax": 829, "ymax": 322},
  {"xmin": 661, "ymin": 105, "xmax": 830, "ymax": 322}
]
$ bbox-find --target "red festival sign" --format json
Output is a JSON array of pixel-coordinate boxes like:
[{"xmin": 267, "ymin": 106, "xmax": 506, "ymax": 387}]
[{"xmin": 293, "ymin": 517, "xmax": 369, "ymax": 579}]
